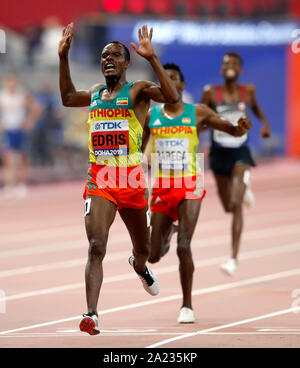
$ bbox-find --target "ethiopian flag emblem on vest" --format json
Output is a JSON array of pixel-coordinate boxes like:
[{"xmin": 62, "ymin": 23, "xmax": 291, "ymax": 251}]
[{"xmin": 116, "ymin": 97, "xmax": 128, "ymax": 106}]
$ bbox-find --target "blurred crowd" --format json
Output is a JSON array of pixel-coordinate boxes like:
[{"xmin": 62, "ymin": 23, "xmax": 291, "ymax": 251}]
[
  {"xmin": 0, "ymin": 72, "xmax": 89, "ymax": 198},
  {"xmin": 0, "ymin": 16, "xmax": 147, "ymax": 198}
]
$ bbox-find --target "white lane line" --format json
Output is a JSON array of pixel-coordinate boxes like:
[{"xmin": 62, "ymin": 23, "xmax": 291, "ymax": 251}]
[
  {"xmin": 193, "ymin": 223, "xmax": 300, "ymax": 249},
  {"xmin": 0, "ymin": 267, "xmax": 300, "ymax": 336},
  {"xmin": 258, "ymin": 328, "xmax": 300, "ymax": 332},
  {"xmin": 184, "ymin": 332, "xmax": 300, "ymax": 335},
  {"xmin": 0, "ymin": 332, "xmax": 186, "ymax": 338},
  {"xmin": 1, "ymin": 241, "xmax": 300, "ymax": 301},
  {"xmin": 0, "ymin": 240, "xmax": 84, "ymax": 259},
  {"xmin": 2, "ymin": 331, "xmax": 300, "ymax": 339},
  {"xmin": 145, "ymin": 306, "xmax": 300, "ymax": 348},
  {"xmin": 1, "ymin": 221, "xmax": 300, "ymax": 277},
  {"xmin": 0, "ymin": 225, "xmax": 84, "ymax": 244},
  {"xmin": 1, "ymin": 207, "xmax": 299, "ymax": 258},
  {"xmin": 0, "ymin": 250, "xmax": 129, "ymax": 278}
]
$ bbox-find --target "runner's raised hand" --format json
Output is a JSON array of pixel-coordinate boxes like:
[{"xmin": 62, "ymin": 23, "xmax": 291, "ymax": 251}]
[
  {"xmin": 58, "ymin": 22, "xmax": 74, "ymax": 58},
  {"xmin": 131, "ymin": 25, "xmax": 154, "ymax": 60}
]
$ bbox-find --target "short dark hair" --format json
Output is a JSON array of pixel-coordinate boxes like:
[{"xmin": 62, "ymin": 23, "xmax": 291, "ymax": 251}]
[
  {"xmin": 163, "ymin": 62, "xmax": 185, "ymax": 82},
  {"xmin": 106, "ymin": 41, "xmax": 131, "ymax": 62},
  {"xmin": 223, "ymin": 52, "xmax": 243, "ymax": 66}
]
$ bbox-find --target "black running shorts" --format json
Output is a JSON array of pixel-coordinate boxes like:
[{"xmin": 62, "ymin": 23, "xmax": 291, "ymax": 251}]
[{"xmin": 209, "ymin": 145, "xmax": 256, "ymax": 177}]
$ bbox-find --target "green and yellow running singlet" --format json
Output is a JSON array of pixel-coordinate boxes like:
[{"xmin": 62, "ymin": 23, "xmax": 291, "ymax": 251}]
[
  {"xmin": 87, "ymin": 82, "xmax": 143, "ymax": 167},
  {"xmin": 149, "ymin": 103, "xmax": 200, "ymax": 178}
]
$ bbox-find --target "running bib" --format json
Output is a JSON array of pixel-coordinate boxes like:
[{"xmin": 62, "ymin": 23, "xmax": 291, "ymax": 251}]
[
  {"xmin": 91, "ymin": 120, "xmax": 129, "ymax": 156},
  {"xmin": 155, "ymin": 138, "xmax": 189, "ymax": 170},
  {"xmin": 213, "ymin": 110, "xmax": 247, "ymax": 148}
]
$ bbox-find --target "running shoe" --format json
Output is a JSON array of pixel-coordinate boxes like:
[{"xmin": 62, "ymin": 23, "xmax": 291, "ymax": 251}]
[
  {"xmin": 177, "ymin": 307, "xmax": 195, "ymax": 323},
  {"xmin": 128, "ymin": 255, "xmax": 159, "ymax": 296},
  {"xmin": 220, "ymin": 258, "xmax": 237, "ymax": 276},
  {"xmin": 79, "ymin": 313, "xmax": 100, "ymax": 335}
]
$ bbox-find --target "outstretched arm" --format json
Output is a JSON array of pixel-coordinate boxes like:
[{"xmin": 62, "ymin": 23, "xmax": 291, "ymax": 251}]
[
  {"xmin": 247, "ymin": 84, "xmax": 271, "ymax": 138},
  {"xmin": 131, "ymin": 25, "xmax": 180, "ymax": 104},
  {"xmin": 196, "ymin": 104, "xmax": 252, "ymax": 137},
  {"xmin": 59, "ymin": 23, "xmax": 102, "ymax": 107}
]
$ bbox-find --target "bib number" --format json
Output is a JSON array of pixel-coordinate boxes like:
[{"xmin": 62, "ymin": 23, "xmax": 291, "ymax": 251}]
[
  {"xmin": 91, "ymin": 120, "xmax": 129, "ymax": 156},
  {"xmin": 155, "ymin": 138, "xmax": 189, "ymax": 170}
]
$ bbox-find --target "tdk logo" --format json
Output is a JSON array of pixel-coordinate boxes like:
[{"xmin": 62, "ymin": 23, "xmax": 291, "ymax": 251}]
[
  {"xmin": 94, "ymin": 122, "xmax": 123, "ymax": 130},
  {"xmin": 159, "ymin": 140, "xmax": 184, "ymax": 147}
]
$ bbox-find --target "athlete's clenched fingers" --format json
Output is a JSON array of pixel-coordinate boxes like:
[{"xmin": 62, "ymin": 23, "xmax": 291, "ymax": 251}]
[{"xmin": 238, "ymin": 117, "xmax": 251, "ymax": 130}]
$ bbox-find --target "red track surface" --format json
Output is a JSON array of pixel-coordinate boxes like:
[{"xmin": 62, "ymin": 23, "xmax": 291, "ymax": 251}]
[{"xmin": 0, "ymin": 158, "xmax": 300, "ymax": 348}]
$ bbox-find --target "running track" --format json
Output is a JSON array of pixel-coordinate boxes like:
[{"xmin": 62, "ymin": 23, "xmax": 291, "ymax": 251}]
[{"xmin": 0, "ymin": 157, "xmax": 300, "ymax": 348}]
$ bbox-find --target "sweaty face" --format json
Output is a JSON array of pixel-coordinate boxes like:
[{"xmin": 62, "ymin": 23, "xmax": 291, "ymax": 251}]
[
  {"xmin": 165, "ymin": 69, "xmax": 185, "ymax": 94},
  {"xmin": 221, "ymin": 55, "xmax": 242, "ymax": 81},
  {"xmin": 101, "ymin": 43, "xmax": 129, "ymax": 78}
]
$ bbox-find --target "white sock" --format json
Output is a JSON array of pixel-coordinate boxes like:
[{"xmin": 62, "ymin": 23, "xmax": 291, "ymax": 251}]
[{"xmin": 228, "ymin": 258, "xmax": 237, "ymax": 266}]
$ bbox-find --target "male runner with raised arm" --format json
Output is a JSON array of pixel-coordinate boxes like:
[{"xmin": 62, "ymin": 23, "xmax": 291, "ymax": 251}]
[
  {"xmin": 59, "ymin": 23, "xmax": 179, "ymax": 335},
  {"xmin": 141, "ymin": 63, "xmax": 251, "ymax": 323},
  {"xmin": 201, "ymin": 52, "xmax": 271, "ymax": 276}
]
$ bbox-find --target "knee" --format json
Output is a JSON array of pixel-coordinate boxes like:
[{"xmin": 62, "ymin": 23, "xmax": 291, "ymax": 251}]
[
  {"xmin": 148, "ymin": 254, "xmax": 160, "ymax": 264},
  {"xmin": 177, "ymin": 236, "xmax": 192, "ymax": 258},
  {"xmin": 88, "ymin": 237, "xmax": 107, "ymax": 261},
  {"xmin": 227, "ymin": 200, "xmax": 241, "ymax": 213},
  {"xmin": 148, "ymin": 241, "xmax": 169, "ymax": 264},
  {"xmin": 220, "ymin": 197, "xmax": 233, "ymax": 213}
]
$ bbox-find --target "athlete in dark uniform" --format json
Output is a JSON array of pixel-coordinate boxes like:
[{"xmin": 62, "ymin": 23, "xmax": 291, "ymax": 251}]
[{"xmin": 201, "ymin": 52, "xmax": 271, "ymax": 276}]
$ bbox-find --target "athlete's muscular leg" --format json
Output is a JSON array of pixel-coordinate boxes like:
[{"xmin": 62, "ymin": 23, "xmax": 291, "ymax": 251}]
[
  {"xmin": 148, "ymin": 212, "xmax": 174, "ymax": 263},
  {"xmin": 214, "ymin": 165, "xmax": 249, "ymax": 259},
  {"xmin": 229, "ymin": 164, "xmax": 249, "ymax": 259},
  {"xmin": 119, "ymin": 205, "xmax": 151, "ymax": 273},
  {"xmin": 213, "ymin": 174, "xmax": 232, "ymax": 213},
  {"xmin": 85, "ymin": 196, "xmax": 117, "ymax": 316},
  {"xmin": 177, "ymin": 199, "xmax": 201, "ymax": 309}
]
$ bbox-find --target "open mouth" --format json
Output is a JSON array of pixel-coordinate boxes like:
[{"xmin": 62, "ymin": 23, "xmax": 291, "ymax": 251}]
[
  {"xmin": 225, "ymin": 68, "xmax": 236, "ymax": 78},
  {"xmin": 104, "ymin": 63, "xmax": 116, "ymax": 72}
]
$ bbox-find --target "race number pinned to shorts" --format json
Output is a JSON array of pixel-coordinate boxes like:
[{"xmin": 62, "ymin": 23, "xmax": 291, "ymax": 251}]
[
  {"xmin": 84, "ymin": 198, "xmax": 92, "ymax": 216},
  {"xmin": 146, "ymin": 209, "xmax": 150, "ymax": 228}
]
